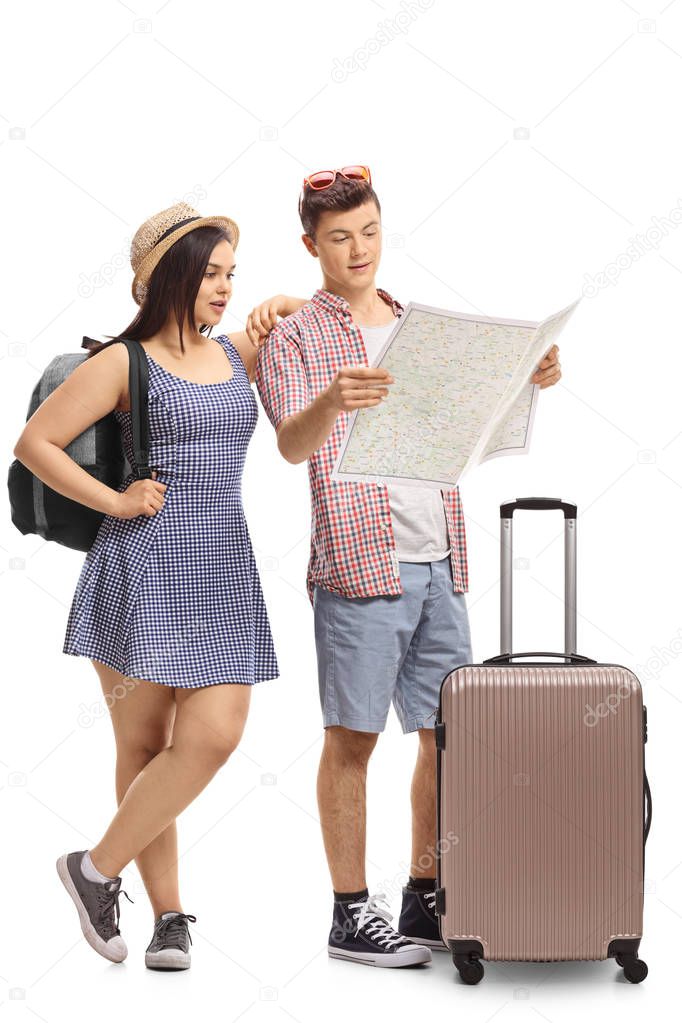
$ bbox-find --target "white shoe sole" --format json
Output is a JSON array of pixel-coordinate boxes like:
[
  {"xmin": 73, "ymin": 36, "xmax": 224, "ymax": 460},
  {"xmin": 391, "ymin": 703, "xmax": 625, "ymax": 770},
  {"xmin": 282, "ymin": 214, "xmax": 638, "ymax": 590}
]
[
  {"xmin": 56, "ymin": 854, "xmax": 128, "ymax": 963},
  {"xmin": 328, "ymin": 944, "xmax": 432, "ymax": 967},
  {"xmin": 145, "ymin": 949, "xmax": 191, "ymax": 970}
]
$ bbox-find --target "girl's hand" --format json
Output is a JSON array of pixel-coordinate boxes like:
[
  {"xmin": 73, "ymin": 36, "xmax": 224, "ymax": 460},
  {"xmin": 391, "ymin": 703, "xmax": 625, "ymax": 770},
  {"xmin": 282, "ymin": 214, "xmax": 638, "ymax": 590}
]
[
  {"xmin": 113, "ymin": 470, "xmax": 167, "ymax": 518},
  {"xmin": 245, "ymin": 295, "xmax": 307, "ymax": 348}
]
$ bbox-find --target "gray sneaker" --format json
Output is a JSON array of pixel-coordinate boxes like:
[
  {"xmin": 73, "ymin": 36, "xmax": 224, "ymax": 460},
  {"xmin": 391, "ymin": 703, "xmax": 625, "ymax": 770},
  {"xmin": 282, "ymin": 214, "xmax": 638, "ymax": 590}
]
[
  {"xmin": 145, "ymin": 911, "xmax": 197, "ymax": 970},
  {"xmin": 56, "ymin": 850, "xmax": 133, "ymax": 963}
]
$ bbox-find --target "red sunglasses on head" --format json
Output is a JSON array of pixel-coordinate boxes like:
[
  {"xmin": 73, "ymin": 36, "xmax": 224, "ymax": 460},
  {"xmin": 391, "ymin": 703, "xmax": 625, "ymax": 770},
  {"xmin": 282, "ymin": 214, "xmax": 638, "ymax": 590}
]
[{"xmin": 302, "ymin": 165, "xmax": 372, "ymax": 191}]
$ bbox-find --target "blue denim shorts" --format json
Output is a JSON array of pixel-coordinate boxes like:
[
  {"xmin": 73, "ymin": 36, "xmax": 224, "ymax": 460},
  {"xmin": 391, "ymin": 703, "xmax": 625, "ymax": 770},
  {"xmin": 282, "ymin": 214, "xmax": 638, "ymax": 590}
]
[{"xmin": 312, "ymin": 555, "xmax": 473, "ymax": 734}]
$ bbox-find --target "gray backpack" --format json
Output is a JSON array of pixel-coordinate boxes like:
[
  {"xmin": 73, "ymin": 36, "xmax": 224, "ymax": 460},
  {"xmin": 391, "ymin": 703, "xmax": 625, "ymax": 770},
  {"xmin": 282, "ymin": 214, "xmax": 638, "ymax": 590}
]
[{"xmin": 7, "ymin": 337, "xmax": 151, "ymax": 551}]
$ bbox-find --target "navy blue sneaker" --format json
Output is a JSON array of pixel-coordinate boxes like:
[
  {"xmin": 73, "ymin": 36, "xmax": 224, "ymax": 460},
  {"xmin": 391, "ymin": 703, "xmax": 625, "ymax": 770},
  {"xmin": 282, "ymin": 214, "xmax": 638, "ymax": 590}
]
[
  {"xmin": 328, "ymin": 892, "xmax": 431, "ymax": 967},
  {"xmin": 398, "ymin": 885, "xmax": 447, "ymax": 950}
]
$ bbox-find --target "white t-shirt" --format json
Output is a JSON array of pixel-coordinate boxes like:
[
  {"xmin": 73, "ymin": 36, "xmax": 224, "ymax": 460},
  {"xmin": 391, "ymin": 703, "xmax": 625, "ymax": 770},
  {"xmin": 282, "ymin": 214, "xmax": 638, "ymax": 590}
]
[{"xmin": 358, "ymin": 318, "xmax": 451, "ymax": 563}]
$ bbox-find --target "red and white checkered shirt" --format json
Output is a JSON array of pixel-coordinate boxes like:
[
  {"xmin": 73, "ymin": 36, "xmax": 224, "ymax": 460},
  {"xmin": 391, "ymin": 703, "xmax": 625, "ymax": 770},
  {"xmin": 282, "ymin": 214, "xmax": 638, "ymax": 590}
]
[{"xmin": 255, "ymin": 287, "xmax": 469, "ymax": 606}]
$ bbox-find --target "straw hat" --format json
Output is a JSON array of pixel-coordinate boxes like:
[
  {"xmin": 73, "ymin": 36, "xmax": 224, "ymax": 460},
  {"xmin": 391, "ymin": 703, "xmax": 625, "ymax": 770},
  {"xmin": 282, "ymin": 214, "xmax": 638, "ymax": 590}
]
[{"xmin": 130, "ymin": 202, "xmax": 240, "ymax": 304}]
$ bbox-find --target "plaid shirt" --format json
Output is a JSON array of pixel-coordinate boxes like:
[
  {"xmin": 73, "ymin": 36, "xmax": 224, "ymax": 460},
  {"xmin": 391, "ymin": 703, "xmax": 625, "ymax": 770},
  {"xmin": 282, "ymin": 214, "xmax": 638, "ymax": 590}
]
[{"xmin": 255, "ymin": 287, "xmax": 469, "ymax": 606}]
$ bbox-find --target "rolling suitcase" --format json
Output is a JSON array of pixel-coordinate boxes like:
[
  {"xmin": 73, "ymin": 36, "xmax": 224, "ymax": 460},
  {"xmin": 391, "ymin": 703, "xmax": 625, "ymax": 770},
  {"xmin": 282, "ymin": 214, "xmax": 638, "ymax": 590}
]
[{"xmin": 435, "ymin": 498, "xmax": 652, "ymax": 984}]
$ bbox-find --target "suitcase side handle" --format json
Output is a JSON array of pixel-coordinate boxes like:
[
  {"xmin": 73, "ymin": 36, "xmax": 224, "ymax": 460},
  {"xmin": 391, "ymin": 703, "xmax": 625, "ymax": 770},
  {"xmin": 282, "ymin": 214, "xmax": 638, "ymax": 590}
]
[
  {"xmin": 644, "ymin": 768, "xmax": 652, "ymax": 843},
  {"xmin": 483, "ymin": 650, "xmax": 596, "ymax": 665}
]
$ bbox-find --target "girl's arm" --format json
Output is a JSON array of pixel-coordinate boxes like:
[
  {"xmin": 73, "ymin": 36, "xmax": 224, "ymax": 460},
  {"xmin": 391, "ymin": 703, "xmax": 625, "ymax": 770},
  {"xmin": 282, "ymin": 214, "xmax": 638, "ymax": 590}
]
[
  {"xmin": 229, "ymin": 294, "xmax": 307, "ymax": 382},
  {"xmin": 12, "ymin": 343, "xmax": 130, "ymax": 516}
]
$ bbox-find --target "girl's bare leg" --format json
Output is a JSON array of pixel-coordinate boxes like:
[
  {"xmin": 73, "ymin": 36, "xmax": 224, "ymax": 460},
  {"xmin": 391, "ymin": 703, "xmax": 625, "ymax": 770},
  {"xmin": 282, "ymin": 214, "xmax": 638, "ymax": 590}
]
[
  {"xmin": 88, "ymin": 675, "xmax": 251, "ymax": 880},
  {"xmin": 92, "ymin": 660, "xmax": 180, "ymax": 918}
]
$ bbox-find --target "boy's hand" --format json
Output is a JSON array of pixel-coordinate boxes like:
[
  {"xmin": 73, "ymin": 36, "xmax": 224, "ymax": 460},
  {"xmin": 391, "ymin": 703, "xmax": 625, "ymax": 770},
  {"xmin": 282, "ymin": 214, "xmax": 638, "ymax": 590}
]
[
  {"xmin": 532, "ymin": 344, "xmax": 561, "ymax": 389},
  {"xmin": 245, "ymin": 294, "xmax": 307, "ymax": 348},
  {"xmin": 323, "ymin": 366, "xmax": 395, "ymax": 412}
]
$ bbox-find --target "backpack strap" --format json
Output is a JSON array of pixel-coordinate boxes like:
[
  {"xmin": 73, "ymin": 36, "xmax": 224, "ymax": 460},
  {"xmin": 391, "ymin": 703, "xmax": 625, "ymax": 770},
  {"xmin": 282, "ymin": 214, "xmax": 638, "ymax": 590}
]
[
  {"xmin": 121, "ymin": 339, "xmax": 152, "ymax": 479},
  {"xmin": 81, "ymin": 336, "xmax": 151, "ymax": 478}
]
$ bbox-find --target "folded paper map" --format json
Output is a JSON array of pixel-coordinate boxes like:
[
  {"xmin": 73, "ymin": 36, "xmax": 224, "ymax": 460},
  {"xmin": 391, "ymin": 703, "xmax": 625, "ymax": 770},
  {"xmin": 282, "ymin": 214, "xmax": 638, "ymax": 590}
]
[{"xmin": 331, "ymin": 298, "xmax": 580, "ymax": 489}]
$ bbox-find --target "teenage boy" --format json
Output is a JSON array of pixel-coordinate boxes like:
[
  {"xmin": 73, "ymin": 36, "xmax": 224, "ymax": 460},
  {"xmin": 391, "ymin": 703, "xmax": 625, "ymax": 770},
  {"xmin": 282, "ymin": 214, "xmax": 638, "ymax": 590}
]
[{"xmin": 255, "ymin": 166, "xmax": 561, "ymax": 968}]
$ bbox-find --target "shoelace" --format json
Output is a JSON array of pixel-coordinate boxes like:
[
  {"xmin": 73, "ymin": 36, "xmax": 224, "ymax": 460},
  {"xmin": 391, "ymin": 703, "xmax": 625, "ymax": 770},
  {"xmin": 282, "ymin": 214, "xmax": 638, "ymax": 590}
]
[
  {"xmin": 155, "ymin": 912, "xmax": 197, "ymax": 948},
  {"xmin": 96, "ymin": 881, "xmax": 134, "ymax": 936},
  {"xmin": 347, "ymin": 893, "xmax": 407, "ymax": 949}
]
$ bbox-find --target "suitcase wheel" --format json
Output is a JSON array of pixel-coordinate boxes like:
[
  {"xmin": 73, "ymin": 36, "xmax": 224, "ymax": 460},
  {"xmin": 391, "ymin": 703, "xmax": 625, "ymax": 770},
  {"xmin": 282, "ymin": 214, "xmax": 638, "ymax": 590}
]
[
  {"xmin": 453, "ymin": 953, "xmax": 484, "ymax": 984},
  {"xmin": 617, "ymin": 954, "xmax": 648, "ymax": 983}
]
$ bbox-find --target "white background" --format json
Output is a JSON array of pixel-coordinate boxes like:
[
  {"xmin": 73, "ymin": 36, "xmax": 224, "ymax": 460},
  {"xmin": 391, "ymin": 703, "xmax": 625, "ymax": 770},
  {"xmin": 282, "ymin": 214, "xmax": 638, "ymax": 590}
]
[{"xmin": 1, "ymin": 0, "xmax": 680, "ymax": 1017}]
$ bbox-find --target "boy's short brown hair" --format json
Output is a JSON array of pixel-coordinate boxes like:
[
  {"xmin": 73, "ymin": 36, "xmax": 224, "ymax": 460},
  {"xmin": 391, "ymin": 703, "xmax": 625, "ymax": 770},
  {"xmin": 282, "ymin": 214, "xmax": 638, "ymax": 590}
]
[{"xmin": 298, "ymin": 176, "xmax": 381, "ymax": 241}]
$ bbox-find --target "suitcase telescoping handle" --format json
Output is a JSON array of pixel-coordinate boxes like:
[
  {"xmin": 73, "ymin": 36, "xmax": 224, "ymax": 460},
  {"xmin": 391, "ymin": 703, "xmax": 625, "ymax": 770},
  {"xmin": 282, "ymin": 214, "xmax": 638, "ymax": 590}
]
[{"xmin": 496, "ymin": 497, "xmax": 578, "ymax": 664}]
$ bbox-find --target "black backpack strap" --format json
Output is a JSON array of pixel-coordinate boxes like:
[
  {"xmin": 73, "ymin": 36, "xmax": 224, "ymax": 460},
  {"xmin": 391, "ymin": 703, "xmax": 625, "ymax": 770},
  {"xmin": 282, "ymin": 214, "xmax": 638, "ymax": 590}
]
[
  {"xmin": 80, "ymin": 336, "xmax": 152, "ymax": 478},
  {"xmin": 121, "ymin": 339, "xmax": 152, "ymax": 479}
]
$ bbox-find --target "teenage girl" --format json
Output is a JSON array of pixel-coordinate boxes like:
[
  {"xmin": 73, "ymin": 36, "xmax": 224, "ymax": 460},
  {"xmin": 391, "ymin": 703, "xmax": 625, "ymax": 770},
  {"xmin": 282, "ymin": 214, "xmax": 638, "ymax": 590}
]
[{"xmin": 12, "ymin": 202, "xmax": 304, "ymax": 970}]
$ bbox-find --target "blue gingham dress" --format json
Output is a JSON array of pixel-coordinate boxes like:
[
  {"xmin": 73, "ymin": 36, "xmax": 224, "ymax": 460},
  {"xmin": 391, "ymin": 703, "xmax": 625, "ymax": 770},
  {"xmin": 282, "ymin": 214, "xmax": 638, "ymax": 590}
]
[{"xmin": 62, "ymin": 335, "xmax": 279, "ymax": 688}]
